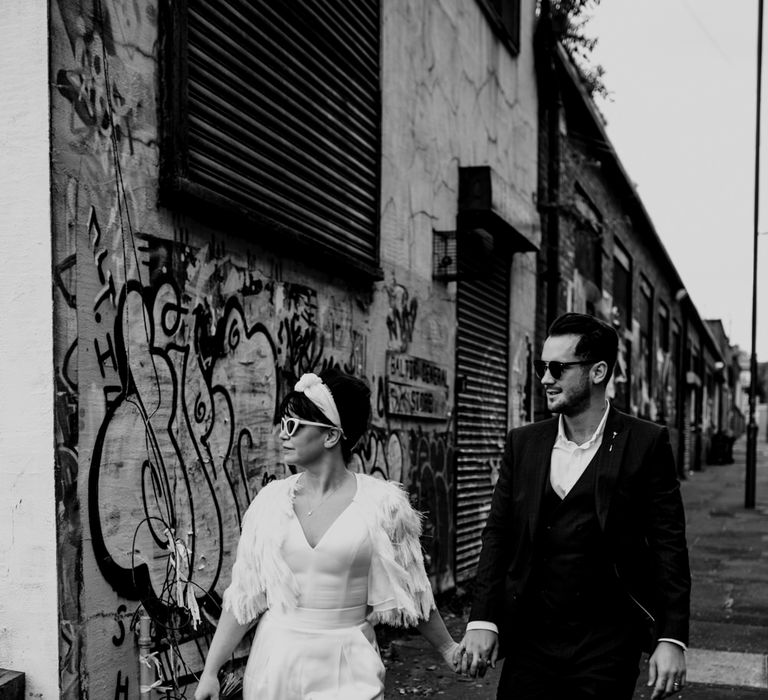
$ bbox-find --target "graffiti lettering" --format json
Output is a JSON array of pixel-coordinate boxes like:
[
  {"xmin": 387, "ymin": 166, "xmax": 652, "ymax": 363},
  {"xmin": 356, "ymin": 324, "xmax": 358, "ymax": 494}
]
[
  {"xmin": 376, "ymin": 375, "xmax": 387, "ymax": 418},
  {"xmin": 94, "ymin": 270, "xmax": 116, "ymax": 319},
  {"xmin": 387, "ymin": 381, "xmax": 447, "ymax": 419},
  {"xmin": 61, "ymin": 339, "xmax": 78, "ymax": 394},
  {"xmin": 160, "ymin": 299, "xmax": 188, "ymax": 337},
  {"xmin": 59, "ymin": 620, "xmax": 76, "ymax": 675},
  {"xmin": 89, "ymin": 206, "xmax": 102, "ymax": 249},
  {"xmin": 240, "ymin": 273, "xmax": 264, "ymax": 297},
  {"xmin": 94, "ymin": 333, "xmax": 118, "ymax": 378},
  {"xmin": 278, "ymin": 313, "xmax": 324, "ymax": 378},
  {"xmin": 55, "ymin": 6, "xmax": 145, "ymax": 155},
  {"xmin": 54, "ymin": 253, "xmax": 77, "ymax": 309},
  {"xmin": 343, "ymin": 330, "xmax": 366, "ymax": 376},
  {"xmin": 112, "ymin": 604, "xmax": 128, "ymax": 646},
  {"xmin": 387, "ymin": 353, "xmax": 448, "ymax": 387},
  {"xmin": 114, "ymin": 670, "xmax": 129, "ymax": 700},
  {"xmin": 102, "ymin": 384, "xmax": 122, "ymax": 410},
  {"xmin": 283, "ymin": 282, "xmax": 317, "ymax": 324}
]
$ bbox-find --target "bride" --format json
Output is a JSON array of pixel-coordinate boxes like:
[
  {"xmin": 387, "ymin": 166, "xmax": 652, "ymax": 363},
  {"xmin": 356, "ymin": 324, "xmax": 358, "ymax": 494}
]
[{"xmin": 194, "ymin": 369, "xmax": 459, "ymax": 699}]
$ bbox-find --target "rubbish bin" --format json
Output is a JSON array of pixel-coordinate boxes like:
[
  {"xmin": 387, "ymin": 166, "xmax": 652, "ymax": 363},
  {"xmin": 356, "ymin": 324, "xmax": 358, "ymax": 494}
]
[{"xmin": 707, "ymin": 431, "xmax": 733, "ymax": 465}]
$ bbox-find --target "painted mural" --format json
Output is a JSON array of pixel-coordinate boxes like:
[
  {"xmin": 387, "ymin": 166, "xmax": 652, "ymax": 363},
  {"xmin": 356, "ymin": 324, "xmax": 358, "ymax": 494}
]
[{"xmin": 51, "ymin": 2, "xmax": 457, "ymax": 696}]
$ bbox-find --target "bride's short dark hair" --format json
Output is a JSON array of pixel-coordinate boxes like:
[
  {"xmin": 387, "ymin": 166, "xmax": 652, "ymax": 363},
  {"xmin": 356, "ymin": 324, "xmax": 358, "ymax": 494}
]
[{"xmin": 278, "ymin": 369, "xmax": 371, "ymax": 462}]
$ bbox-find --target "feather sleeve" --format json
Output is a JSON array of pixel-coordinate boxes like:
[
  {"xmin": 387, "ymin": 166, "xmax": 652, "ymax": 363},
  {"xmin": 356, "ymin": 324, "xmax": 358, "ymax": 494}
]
[
  {"xmin": 362, "ymin": 475, "xmax": 436, "ymax": 627},
  {"xmin": 221, "ymin": 476, "xmax": 301, "ymax": 625}
]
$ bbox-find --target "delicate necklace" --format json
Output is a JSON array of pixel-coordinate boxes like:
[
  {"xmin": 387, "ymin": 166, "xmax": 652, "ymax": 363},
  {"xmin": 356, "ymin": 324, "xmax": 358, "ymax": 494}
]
[{"xmin": 303, "ymin": 471, "xmax": 349, "ymax": 516}]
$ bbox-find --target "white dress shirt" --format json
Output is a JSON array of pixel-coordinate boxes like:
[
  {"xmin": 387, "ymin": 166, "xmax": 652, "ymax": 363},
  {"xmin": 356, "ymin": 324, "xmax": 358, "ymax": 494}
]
[{"xmin": 550, "ymin": 401, "xmax": 610, "ymax": 499}]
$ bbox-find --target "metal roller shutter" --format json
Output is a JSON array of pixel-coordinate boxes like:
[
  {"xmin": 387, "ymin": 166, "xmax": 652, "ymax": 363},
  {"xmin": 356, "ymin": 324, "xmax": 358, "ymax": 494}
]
[
  {"xmin": 455, "ymin": 250, "xmax": 510, "ymax": 583},
  {"xmin": 166, "ymin": 0, "xmax": 381, "ymax": 273}
]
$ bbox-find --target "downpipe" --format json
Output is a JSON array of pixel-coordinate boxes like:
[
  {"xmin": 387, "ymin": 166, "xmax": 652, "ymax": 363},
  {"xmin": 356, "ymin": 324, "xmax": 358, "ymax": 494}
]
[{"xmin": 138, "ymin": 611, "xmax": 156, "ymax": 698}]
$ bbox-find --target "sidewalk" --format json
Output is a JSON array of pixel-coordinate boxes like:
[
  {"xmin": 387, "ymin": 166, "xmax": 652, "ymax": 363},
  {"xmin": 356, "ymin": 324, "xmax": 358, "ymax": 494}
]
[{"xmin": 383, "ymin": 417, "xmax": 768, "ymax": 698}]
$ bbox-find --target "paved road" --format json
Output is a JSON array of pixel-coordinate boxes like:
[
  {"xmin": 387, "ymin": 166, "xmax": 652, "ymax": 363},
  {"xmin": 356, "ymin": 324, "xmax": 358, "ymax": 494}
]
[{"xmin": 384, "ymin": 408, "xmax": 768, "ymax": 698}]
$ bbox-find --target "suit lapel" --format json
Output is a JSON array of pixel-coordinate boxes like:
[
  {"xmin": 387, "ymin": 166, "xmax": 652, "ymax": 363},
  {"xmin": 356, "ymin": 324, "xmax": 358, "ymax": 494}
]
[
  {"xmin": 527, "ymin": 419, "xmax": 558, "ymax": 539},
  {"xmin": 594, "ymin": 408, "xmax": 628, "ymax": 530}
]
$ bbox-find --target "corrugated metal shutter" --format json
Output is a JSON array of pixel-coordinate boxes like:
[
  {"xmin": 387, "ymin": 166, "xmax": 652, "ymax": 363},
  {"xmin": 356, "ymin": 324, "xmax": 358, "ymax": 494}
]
[
  {"xmin": 177, "ymin": 0, "xmax": 380, "ymax": 271},
  {"xmin": 455, "ymin": 251, "xmax": 510, "ymax": 583}
]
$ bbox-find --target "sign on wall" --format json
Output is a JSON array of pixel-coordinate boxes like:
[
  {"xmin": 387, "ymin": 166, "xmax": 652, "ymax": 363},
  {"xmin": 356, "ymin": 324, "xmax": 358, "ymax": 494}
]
[{"xmin": 386, "ymin": 352, "xmax": 449, "ymax": 420}]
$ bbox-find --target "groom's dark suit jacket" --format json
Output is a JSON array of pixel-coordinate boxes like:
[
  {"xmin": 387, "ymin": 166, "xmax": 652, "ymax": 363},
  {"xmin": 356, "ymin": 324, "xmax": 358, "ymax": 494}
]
[{"xmin": 469, "ymin": 407, "xmax": 691, "ymax": 655}]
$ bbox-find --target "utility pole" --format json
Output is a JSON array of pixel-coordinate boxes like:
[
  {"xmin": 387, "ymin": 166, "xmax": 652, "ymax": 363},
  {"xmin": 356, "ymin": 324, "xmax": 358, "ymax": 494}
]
[{"xmin": 746, "ymin": 0, "xmax": 764, "ymax": 509}]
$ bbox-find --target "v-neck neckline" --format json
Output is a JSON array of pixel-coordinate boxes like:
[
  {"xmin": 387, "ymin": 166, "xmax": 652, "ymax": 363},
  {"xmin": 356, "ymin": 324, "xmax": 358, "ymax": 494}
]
[{"xmin": 294, "ymin": 473, "xmax": 359, "ymax": 550}]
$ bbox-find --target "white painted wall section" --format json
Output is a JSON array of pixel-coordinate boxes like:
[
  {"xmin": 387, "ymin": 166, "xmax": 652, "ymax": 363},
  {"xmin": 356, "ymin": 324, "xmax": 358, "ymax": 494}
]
[{"xmin": 0, "ymin": 1, "xmax": 58, "ymax": 698}]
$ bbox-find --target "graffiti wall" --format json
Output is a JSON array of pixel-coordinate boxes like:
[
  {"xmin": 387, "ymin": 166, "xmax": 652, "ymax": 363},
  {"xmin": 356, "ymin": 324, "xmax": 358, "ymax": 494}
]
[
  {"xmin": 50, "ymin": 2, "xmax": 460, "ymax": 697},
  {"xmin": 53, "ymin": 180, "xmax": 457, "ymax": 698}
]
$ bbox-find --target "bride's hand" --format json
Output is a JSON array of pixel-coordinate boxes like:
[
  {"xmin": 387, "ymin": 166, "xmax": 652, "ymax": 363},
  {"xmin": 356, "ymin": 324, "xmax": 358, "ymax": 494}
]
[{"xmin": 438, "ymin": 639, "xmax": 462, "ymax": 672}]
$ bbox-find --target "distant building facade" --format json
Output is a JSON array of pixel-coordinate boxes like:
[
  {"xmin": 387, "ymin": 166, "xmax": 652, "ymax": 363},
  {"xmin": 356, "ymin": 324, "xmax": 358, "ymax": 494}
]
[{"xmin": 534, "ymin": 39, "xmax": 730, "ymax": 474}]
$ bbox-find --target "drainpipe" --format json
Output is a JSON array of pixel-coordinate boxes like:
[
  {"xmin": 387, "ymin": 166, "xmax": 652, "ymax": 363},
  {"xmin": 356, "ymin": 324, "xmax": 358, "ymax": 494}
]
[
  {"xmin": 676, "ymin": 301, "xmax": 689, "ymax": 479},
  {"xmin": 539, "ymin": 0, "xmax": 562, "ymax": 329},
  {"xmin": 138, "ymin": 612, "xmax": 154, "ymax": 698},
  {"xmin": 533, "ymin": 1, "xmax": 562, "ymax": 421}
]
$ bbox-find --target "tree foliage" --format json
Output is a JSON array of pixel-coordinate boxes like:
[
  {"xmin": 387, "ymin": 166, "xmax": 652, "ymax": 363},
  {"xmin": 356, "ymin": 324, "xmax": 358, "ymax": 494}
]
[{"xmin": 541, "ymin": 0, "xmax": 609, "ymax": 100}]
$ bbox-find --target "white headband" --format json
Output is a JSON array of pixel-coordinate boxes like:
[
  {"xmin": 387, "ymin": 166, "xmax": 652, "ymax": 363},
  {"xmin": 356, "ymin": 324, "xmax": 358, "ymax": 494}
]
[{"xmin": 294, "ymin": 373, "xmax": 344, "ymax": 435}]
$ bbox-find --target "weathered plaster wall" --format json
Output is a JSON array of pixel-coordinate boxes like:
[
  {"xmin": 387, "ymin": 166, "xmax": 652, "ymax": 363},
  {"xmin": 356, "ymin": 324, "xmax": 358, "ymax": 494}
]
[
  {"xmin": 0, "ymin": 1, "xmax": 59, "ymax": 698},
  {"xmin": 381, "ymin": 0, "xmax": 539, "ymax": 262},
  {"xmin": 381, "ymin": 0, "xmax": 540, "ymax": 424},
  {"xmin": 50, "ymin": 0, "xmax": 539, "ymax": 696}
]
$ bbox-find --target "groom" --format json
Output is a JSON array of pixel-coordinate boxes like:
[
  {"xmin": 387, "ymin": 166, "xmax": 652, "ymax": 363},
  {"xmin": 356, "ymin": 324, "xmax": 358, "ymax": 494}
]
[{"xmin": 460, "ymin": 312, "xmax": 690, "ymax": 699}]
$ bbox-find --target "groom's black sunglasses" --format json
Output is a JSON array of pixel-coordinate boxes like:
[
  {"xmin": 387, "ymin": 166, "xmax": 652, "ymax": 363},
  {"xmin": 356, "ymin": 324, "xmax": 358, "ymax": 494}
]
[{"xmin": 533, "ymin": 359, "xmax": 595, "ymax": 380}]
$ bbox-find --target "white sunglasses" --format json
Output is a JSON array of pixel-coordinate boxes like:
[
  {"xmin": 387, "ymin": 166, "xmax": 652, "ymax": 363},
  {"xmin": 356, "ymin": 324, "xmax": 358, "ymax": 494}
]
[{"xmin": 279, "ymin": 416, "xmax": 344, "ymax": 438}]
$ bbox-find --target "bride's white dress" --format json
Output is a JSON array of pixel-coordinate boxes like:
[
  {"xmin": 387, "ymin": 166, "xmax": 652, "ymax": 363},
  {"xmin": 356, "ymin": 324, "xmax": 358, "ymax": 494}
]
[{"xmin": 242, "ymin": 496, "xmax": 388, "ymax": 699}]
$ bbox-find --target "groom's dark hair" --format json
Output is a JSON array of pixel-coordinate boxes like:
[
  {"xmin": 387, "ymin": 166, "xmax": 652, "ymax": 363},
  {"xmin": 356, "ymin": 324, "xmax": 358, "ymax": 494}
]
[{"xmin": 548, "ymin": 312, "xmax": 619, "ymax": 383}]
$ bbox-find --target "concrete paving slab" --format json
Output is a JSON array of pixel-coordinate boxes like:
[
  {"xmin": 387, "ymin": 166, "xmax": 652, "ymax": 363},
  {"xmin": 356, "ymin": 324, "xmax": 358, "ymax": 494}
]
[
  {"xmin": 690, "ymin": 620, "xmax": 768, "ymax": 655},
  {"xmin": 632, "ymin": 683, "xmax": 768, "ymax": 699},
  {"xmin": 686, "ymin": 649, "xmax": 768, "ymax": 690}
]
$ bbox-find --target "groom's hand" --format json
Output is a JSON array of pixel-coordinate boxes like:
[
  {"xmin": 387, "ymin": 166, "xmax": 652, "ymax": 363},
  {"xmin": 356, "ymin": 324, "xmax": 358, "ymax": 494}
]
[{"xmin": 458, "ymin": 629, "xmax": 498, "ymax": 677}]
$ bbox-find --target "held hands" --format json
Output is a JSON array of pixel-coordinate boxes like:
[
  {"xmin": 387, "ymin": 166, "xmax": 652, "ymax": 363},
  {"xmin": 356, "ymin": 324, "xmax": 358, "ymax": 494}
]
[
  {"xmin": 648, "ymin": 641, "xmax": 686, "ymax": 699},
  {"xmin": 456, "ymin": 629, "xmax": 499, "ymax": 678}
]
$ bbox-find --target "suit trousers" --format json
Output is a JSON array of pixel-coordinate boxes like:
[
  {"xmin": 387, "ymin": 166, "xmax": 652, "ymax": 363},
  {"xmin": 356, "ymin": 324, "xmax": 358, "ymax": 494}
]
[{"xmin": 496, "ymin": 605, "xmax": 643, "ymax": 700}]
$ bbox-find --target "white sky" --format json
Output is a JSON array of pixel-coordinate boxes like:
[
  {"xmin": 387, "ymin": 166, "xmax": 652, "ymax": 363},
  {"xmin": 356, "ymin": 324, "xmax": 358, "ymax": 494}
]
[{"xmin": 586, "ymin": 0, "xmax": 768, "ymax": 358}]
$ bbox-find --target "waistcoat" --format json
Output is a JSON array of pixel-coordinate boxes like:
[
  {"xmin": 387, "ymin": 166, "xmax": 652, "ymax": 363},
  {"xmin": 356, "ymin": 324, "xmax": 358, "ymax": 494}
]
[{"xmin": 525, "ymin": 446, "xmax": 626, "ymax": 624}]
